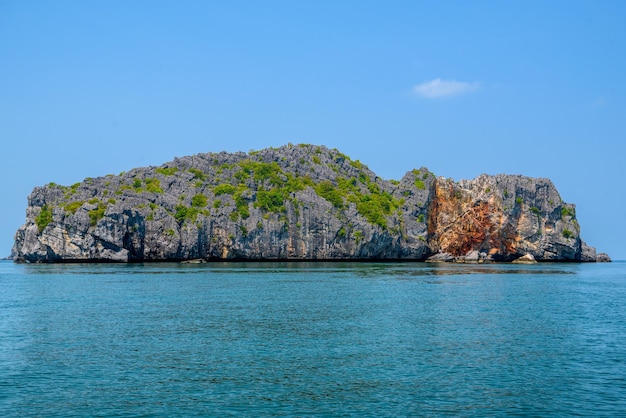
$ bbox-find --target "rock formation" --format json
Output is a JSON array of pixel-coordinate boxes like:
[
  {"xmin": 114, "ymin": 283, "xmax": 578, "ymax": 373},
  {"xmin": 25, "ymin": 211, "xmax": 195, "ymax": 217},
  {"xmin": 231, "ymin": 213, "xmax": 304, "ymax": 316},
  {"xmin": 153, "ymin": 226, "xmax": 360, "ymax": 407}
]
[
  {"xmin": 12, "ymin": 144, "xmax": 606, "ymax": 263},
  {"xmin": 512, "ymin": 253, "xmax": 538, "ymax": 264}
]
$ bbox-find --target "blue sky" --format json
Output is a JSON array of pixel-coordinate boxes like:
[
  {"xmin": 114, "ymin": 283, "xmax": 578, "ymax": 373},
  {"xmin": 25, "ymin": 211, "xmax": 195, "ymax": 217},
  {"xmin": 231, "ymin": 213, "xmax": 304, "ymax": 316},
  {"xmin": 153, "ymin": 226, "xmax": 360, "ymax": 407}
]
[{"xmin": 1, "ymin": 0, "xmax": 625, "ymax": 259}]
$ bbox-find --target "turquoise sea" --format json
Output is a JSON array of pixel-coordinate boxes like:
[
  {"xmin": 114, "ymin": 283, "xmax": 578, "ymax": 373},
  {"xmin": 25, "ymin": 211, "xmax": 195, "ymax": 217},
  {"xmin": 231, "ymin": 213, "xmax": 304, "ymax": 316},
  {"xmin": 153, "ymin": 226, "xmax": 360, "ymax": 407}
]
[{"xmin": 1, "ymin": 260, "xmax": 625, "ymax": 416}]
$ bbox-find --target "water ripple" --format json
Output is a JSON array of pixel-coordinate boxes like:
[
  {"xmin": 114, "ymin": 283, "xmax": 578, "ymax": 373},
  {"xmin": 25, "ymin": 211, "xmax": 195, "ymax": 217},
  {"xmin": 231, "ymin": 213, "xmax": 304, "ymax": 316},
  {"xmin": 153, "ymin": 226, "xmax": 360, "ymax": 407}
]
[{"xmin": 1, "ymin": 260, "xmax": 625, "ymax": 416}]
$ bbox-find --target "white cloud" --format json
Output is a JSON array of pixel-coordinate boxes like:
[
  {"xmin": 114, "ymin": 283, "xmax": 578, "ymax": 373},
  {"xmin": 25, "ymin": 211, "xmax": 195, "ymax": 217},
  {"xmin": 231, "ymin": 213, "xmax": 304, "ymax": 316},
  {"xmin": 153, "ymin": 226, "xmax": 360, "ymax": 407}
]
[{"xmin": 412, "ymin": 78, "xmax": 480, "ymax": 99}]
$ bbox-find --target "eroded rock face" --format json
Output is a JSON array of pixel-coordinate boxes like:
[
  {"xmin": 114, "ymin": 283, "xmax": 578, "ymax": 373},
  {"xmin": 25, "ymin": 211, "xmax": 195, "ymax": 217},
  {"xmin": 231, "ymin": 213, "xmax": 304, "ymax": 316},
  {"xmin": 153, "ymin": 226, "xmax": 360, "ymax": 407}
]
[
  {"xmin": 512, "ymin": 253, "xmax": 538, "ymax": 264},
  {"xmin": 427, "ymin": 174, "xmax": 586, "ymax": 261},
  {"xmin": 12, "ymin": 144, "xmax": 602, "ymax": 262}
]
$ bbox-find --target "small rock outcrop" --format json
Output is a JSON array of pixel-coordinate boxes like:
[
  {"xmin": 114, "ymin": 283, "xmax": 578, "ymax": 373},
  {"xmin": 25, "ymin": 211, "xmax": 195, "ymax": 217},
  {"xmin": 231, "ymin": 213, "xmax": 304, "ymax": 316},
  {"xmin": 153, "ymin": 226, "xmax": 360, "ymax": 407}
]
[
  {"xmin": 512, "ymin": 253, "xmax": 538, "ymax": 264},
  {"xmin": 12, "ymin": 144, "xmax": 605, "ymax": 263},
  {"xmin": 597, "ymin": 253, "xmax": 612, "ymax": 263}
]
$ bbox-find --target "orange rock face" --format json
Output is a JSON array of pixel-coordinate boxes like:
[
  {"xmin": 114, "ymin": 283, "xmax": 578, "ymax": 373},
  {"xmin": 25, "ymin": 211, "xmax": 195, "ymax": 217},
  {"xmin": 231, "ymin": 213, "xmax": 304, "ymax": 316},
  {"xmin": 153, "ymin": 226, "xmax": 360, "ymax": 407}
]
[
  {"xmin": 426, "ymin": 177, "xmax": 562, "ymax": 261},
  {"xmin": 427, "ymin": 180, "xmax": 505, "ymax": 257}
]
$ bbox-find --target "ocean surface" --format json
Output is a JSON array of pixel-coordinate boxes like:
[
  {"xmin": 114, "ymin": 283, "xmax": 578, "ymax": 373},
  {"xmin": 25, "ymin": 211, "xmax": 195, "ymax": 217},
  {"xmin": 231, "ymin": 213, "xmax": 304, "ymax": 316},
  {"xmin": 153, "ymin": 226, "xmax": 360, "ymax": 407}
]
[{"xmin": 1, "ymin": 260, "xmax": 625, "ymax": 416}]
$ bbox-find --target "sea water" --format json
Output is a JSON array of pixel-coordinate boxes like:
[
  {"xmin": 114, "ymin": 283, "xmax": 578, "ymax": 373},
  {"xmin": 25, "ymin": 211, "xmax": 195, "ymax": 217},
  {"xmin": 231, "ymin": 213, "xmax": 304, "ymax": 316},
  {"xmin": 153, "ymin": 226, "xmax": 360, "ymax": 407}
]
[{"xmin": 1, "ymin": 260, "xmax": 625, "ymax": 416}]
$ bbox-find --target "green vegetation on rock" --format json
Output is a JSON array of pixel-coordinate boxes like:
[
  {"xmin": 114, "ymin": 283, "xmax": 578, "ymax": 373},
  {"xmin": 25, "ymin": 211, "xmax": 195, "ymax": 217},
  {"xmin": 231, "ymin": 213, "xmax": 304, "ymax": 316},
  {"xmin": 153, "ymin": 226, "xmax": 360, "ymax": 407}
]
[
  {"xmin": 255, "ymin": 189, "xmax": 287, "ymax": 213},
  {"xmin": 411, "ymin": 169, "xmax": 427, "ymax": 190},
  {"xmin": 239, "ymin": 160, "xmax": 283, "ymax": 184},
  {"xmin": 315, "ymin": 181, "xmax": 344, "ymax": 209},
  {"xmin": 156, "ymin": 167, "xmax": 178, "ymax": 176},
  {"xmin": 188, "ymin": 168, "xmax": 206, "ymax": 180},
  {"xmin": 349, "ymin": 159, "xmax": 363, "ymax": 170},
  {"xmin": 174, "ymin": 205, "xmax": 188, "ymax": 224},
  {"xmin": 175, "ymin": 187, "xmax": 211, "ymax": 223},
  {"xmin": 561, "ymin": 207, "xmax": 575, "ymax": 218},
  {"xmin": 191, "ymin": 194, "xmax": 208, "ymax": 208},
  {"xmin": 354, "ymin": 230, "xmax": 363, "ymax": 244},
  {"xmin": 63, "ymin": 182, "xmax": 80, "ymax": 198},
  {"xmin": 231, "ymin": 186, "xmax": 251, "ymax": 220},
  {"xmin": 64, "ymin": 201, "xmax": 83, "ymax": 214},
  {"xmin": 145, "ymin": 178, "xmax": 163, "ymax": 194},
  {"xmin": 36, "ymin": 205, "xmax": 53, "ymax": 232},
  {"xmin": 362, "ymin": 193, "xmax": 402, "ymax": 229},
  {"xmin": 213, "ymin": 184, "xmax": 236, "ymax": 196},
  {"xmin": 89, "ymin": 203, "xmax": 106, "ymax": 226}
]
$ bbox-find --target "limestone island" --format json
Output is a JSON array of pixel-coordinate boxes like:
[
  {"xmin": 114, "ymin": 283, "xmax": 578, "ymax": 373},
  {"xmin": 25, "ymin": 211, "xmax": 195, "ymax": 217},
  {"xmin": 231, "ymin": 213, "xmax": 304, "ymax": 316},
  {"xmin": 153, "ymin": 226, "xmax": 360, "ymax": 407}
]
[{"xmin": 12, "ymin": 144, "xmax": 610, "ymax": 263}]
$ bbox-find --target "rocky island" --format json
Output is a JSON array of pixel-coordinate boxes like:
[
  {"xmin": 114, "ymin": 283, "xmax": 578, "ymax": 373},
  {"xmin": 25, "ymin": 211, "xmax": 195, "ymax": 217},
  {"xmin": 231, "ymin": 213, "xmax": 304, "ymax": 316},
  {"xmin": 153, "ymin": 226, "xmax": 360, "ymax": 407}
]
[{"xmin": 12, "ymin": 144, "xmax": 609, "ymax": 263}]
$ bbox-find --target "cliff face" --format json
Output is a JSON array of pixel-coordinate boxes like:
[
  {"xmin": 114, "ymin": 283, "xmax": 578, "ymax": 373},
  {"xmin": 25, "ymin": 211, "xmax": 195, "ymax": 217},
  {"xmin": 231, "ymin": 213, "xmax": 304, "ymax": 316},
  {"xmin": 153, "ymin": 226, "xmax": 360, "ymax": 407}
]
[
  {"xmin": 12, "ymin": 144, "xmax": 602, "ymax": 262},
  {"xmin": 427, "ymin": 175, "xmax": 590, "ymax": 261}
]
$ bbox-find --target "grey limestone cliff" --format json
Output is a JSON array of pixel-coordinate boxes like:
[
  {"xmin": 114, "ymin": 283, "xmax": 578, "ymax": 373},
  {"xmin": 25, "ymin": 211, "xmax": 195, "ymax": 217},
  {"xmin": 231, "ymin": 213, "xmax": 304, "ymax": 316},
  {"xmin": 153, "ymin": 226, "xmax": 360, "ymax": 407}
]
[{"xmin": 12, "ymin": 144, "xmax": 607, "ymax": 263}]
